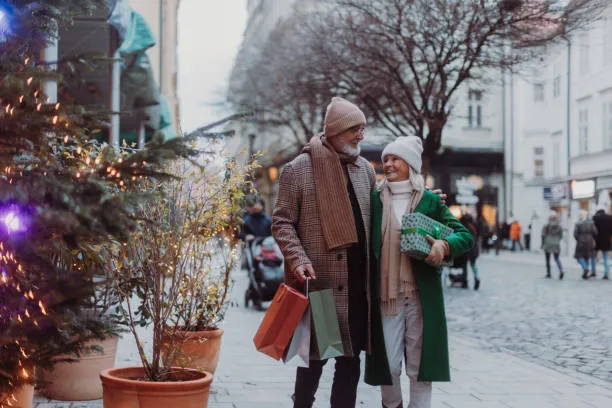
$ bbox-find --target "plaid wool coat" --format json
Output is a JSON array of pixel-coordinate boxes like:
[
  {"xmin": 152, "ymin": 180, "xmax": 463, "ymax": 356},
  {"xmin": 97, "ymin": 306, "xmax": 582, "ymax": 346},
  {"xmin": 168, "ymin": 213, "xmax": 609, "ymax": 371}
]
[{"xmin": 272, "ymin": 153, "xmax": 377, "ymax": 358}]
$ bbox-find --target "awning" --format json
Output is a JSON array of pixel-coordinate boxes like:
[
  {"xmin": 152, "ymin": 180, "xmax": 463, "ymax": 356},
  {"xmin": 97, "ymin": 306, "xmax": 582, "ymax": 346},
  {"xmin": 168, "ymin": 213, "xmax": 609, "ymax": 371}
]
[{"xmin": 107, "ymin": 0, "xmax": 173, "ymax": 141}]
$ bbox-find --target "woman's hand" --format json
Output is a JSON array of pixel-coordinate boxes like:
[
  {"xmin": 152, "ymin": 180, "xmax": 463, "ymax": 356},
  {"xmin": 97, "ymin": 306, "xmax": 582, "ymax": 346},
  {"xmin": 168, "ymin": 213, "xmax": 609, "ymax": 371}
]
[
  {"xmin": 425, "ymin": 236, "xmax": 448, "ymax": 267},
  {"xmin": 426, "ymin": 186, "xmax": 447, "ymax": 205}
]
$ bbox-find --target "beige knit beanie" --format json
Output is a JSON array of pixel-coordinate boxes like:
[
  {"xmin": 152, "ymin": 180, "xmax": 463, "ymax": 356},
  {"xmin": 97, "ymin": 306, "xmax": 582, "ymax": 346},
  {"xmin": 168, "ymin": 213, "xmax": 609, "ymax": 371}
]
[{"xmin": 323, "ymin": 97, "xmax": 366, "ymax": 137}]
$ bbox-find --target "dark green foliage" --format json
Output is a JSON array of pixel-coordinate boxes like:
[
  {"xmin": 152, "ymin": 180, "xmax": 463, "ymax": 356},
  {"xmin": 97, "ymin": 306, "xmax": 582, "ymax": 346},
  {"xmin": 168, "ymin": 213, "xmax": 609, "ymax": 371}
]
[{"xmin": 0, "ymin": 1, "xmax": 205, "ymax": 402}]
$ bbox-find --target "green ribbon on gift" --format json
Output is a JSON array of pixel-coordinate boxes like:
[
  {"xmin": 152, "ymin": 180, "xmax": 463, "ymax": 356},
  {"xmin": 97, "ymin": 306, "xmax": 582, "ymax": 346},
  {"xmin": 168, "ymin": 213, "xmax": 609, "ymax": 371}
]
[{"xmin": 401, "ymin": 224, "xmax": 442, "ymax": 239}]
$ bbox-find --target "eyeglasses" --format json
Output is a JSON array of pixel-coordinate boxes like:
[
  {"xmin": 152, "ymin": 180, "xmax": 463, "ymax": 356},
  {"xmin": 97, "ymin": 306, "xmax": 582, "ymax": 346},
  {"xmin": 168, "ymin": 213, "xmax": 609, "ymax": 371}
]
[{"xmin": 349, "ymin": 125, "xmax": 365, "ymax": 134}]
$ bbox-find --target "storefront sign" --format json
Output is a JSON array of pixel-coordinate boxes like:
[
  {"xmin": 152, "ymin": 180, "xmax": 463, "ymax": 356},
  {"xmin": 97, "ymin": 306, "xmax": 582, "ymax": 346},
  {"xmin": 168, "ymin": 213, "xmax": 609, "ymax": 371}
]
[
  {"xmin": 455, "ymin": 178, "xmax": 480, "ymax": 205},
  {"xmin": 543, "ymin": 184, "xmax": 567, "ymax": 201},
  {"xmin": 571, "ymin": 179, "xmax": 596, "ymax": 200}
]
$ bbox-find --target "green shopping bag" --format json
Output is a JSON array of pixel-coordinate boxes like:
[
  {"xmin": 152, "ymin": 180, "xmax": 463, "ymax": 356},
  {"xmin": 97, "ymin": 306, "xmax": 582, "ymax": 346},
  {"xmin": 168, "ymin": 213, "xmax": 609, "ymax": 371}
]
[{"xmin": 309, "ymin": 289, "xmax": 344, "ymax": 360}]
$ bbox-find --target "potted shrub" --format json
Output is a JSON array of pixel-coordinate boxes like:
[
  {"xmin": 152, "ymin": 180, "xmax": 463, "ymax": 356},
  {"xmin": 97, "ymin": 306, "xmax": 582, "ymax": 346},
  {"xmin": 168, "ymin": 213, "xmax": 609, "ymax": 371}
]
[
  {"xmin": 101, "ymin": 150, "xmax": 255, "ymax": 407},
  {"xmin": 37, "ymin": 246, "xmax": 125, "ymax": 401},
  {"xmin": 0, "ymin": 2, "xmax": 224, "ymax": 405},
  {"xmin": 160, "ymin": 156, "xmax": 253, "ymax": 375}
]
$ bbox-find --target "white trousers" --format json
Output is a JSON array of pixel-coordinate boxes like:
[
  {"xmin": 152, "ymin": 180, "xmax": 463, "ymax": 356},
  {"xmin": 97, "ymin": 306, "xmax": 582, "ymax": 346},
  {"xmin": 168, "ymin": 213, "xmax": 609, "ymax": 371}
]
[{"xmin": 381, "ymin": 298, "xmax": 432, "ymax": 408}]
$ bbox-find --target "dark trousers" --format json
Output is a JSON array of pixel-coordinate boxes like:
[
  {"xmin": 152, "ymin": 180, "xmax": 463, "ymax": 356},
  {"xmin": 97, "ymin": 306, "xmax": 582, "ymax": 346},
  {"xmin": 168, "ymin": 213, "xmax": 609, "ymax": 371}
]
[
  {"xmin": 293, "ymin": 356, "xmax": 361, "ymax": 408},
  {"xmin": 524, "ymin": 233, "xmax": 531, "ymax": 250},
  {"xmin": 511, "ymin": 239, "xmax": 523, "ymax": 251},
  {"xmin": 481, "ymin": 236, "xmax": 489, "ymax": 253},
  {"xmin": 545, "ymin": 252, "xmax": 563, "ymax": 276}
]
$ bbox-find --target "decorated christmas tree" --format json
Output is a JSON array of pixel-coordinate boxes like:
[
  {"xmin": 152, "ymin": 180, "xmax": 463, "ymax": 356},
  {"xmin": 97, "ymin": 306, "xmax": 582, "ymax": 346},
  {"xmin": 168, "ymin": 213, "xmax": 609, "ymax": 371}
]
[{"xmin": 0, "ymin": 1, "xmax": 204, "ymax": 404}]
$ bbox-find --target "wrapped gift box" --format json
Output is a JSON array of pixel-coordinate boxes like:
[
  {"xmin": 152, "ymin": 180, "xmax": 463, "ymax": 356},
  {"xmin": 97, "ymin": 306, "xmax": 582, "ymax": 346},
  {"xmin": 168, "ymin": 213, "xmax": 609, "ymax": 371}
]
[{"xmin": 400, "ymin": 213, "xmax": 454, "ymax": 266}]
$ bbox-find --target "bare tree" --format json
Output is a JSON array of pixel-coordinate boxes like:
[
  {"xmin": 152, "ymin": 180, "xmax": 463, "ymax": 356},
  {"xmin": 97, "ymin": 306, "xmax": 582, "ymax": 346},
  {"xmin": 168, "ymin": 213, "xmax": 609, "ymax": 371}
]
[
  {"xmin": 229, "ymin": 17, "xmax": 339, "ymax": 164},
  {"xmin": 232, "ymin": 0, "xmax": 604, "ymax": 168},
  {"xmin": 302, "ymin": 0, "xmax": 604, "ymax": 163}
]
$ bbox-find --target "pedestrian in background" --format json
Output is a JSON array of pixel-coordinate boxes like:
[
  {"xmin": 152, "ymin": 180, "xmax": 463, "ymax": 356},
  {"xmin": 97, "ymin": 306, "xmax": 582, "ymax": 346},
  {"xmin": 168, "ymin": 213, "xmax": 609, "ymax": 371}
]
[
  {"xmin": 240, "ymin": 195, "xmax": 272, "ymax": 241},
  {"xmin": 365, "ymin": 136, "xmax": 474, "ymax": 408},
  {"xmin": 500, "ymin": 221, "xmax": 510, "ymax": 250},
  {"xmin": 272, "ymin": 96, "xmax": 376, "ymax": 408},
  {"xmin": 593, "ymin": 206, "xmax": 612, "ymax": 280},
  {"xmin": 541, "ymin": 211, "xmax": 564, "ymax": 280},
  {"xmin": 460, "ymin": 214, "xmax": 481, "ymax": 290},
  {"xmin": 510, "ymin": 220, "xmax": 523, "ymax": 252},
  {"xmin": 574, "ymin": 210, "xmax": 598, "ymax": 280},
  {"xmin": 525, "ymin": 223, "xmax": 532, "ymax": 251},
  {"xmin": 477, "ymin": 216, "xmax": 490, "ymax": 253}
]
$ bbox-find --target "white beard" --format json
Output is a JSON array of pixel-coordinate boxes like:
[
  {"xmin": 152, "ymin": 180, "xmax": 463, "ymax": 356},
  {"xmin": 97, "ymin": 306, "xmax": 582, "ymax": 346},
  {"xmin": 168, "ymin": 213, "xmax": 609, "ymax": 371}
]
[{"xmin": 340, "ymin": 143, "xmax": 361, "ymax": 157}]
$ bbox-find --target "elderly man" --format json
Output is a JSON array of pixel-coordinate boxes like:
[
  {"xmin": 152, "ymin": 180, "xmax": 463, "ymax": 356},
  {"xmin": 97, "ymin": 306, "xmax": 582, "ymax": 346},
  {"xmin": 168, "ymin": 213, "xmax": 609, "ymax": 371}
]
[{"xmin": 272, "ymin": 96, "xmax": 375, "ymax": 408}]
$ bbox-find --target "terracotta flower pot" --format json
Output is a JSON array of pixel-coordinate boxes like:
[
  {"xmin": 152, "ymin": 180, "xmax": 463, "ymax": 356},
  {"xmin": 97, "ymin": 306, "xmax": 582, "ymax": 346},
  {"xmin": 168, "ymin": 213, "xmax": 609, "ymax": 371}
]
[
  {"xmin": 100, "ymin": 366, "xmax": 212, "ymax": 408},
  {"xmin": 2, "ymin": 384, "xmax": 34, "ymax": 408},
  {"xmin": 39, "ymin": 336, "xmax": 118, "ymax": 401},
  {"xmin": 164, "ymin": 328, "xmax": 224, "ymax": 374}
]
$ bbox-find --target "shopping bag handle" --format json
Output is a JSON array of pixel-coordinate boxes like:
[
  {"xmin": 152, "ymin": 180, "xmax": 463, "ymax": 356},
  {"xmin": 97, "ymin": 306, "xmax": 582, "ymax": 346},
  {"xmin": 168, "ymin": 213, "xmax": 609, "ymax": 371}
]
[{"xmin": 305, "ymin": 277, "xmax": 310, "ymax": 296}]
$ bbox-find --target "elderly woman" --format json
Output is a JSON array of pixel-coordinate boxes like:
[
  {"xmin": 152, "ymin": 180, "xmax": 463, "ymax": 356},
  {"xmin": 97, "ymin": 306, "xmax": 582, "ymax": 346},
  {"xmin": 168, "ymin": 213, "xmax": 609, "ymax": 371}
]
[{"xmin": 365, "ymin": 136, "xmax": 474, "ymax": 408}]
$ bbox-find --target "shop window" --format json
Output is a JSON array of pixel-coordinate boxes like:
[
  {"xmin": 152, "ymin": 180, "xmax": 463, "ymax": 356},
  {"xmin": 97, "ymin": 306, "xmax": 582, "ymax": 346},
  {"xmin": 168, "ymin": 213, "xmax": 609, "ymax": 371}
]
[{"xmin": 579, "ymin": 200, "xmax": 590, "ymax": 212}]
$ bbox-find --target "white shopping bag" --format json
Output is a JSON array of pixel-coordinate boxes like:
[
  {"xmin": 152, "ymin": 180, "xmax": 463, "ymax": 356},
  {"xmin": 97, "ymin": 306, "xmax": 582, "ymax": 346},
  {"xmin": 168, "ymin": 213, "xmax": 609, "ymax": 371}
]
[{"xmin": 282, "ymin": 305, "xmax": 311, "ymax": 368}]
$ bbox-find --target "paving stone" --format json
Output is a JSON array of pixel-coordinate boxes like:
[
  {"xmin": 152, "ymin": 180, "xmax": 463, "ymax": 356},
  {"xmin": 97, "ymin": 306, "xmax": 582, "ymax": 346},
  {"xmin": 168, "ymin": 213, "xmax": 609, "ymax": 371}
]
[
  {"xmin": 445, "ymin": 251, "xmax": 612, "ymax": 385},
  {"xmin": 34, "ymin": 252, "xmax": 612, "ymax": 407}
]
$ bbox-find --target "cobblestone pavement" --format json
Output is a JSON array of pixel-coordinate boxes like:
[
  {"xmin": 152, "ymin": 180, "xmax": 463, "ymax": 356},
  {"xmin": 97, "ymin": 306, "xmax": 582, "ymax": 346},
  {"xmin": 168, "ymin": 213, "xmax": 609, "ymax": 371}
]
[
  {"xmin": 33, "ymin": 249, "xmax": 612, "ymax": 407},
  {"xmin": 444, "ymin": 250, "xmax": 612, "ymax": 384}
]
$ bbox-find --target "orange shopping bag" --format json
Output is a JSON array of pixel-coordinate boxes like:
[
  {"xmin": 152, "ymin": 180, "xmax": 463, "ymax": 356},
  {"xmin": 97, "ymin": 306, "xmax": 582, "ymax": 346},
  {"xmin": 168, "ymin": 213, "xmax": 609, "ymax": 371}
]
[{"xmin": 253, "ymin": 283, "xmax": 309, "ymax": 360}]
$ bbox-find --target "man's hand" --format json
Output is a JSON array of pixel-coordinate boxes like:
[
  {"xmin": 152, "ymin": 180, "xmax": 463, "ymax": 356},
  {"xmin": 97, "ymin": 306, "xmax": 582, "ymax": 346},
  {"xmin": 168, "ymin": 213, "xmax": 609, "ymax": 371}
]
[
  {"xmin": 425, "ymin": 235, "xmax": 447, "ymax": 267},
  {"xmin": 428, "ymin": 187, "xmax": 447, "ymax": 205},
  {"xmin": 294, "ymin": 264, "xmax": 316, "ymax": 283}
]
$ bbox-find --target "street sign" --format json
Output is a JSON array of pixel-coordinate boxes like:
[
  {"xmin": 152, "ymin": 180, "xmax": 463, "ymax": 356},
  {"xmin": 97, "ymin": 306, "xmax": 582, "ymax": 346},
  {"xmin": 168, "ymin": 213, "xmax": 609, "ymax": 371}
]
[
  {"xmin": 455, "ymin": 177, "xmax": 480, "ymax": 205},
  {"xmin": 571, "ymin": 179, "xmax": 595, "ymax": 200},
  {"xmin": 543, "ymin": 184, "xmax": 567, "ymax": 201},
  {"xmin": 456, "ymin": 194, "xmax": 479, "ymax": 205}
]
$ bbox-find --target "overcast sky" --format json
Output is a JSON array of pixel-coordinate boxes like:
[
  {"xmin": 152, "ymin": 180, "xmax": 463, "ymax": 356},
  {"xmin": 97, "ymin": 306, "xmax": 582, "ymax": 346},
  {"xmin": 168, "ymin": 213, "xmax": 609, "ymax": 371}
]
[{"xmin": 177, "ymin": 0, "xmax": 248, "ymax": 133}]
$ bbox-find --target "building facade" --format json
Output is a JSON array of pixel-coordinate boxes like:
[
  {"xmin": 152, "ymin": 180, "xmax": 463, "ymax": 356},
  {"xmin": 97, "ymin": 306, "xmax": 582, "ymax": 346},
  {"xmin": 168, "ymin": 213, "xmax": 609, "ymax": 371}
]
[{"xmin": 508, "ymin": 4, "xmax": 612, "ymax": 254}]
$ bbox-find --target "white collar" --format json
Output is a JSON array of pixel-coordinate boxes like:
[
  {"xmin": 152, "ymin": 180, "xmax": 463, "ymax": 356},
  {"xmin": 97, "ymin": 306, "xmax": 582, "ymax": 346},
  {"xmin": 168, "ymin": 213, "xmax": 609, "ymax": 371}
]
[{"xmin": 387, "ymin": 180, "xmax": 413, "ymax": 195}]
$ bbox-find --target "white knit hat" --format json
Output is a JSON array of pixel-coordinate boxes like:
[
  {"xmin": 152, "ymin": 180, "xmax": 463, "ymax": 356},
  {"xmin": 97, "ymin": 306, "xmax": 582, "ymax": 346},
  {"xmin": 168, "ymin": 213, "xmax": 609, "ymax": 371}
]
[
  {"xmin": 381, "ymin": 136, "xmax": 423, "ymax": 173},
  {"xmin": 324, "ymin": 97, "xmax": 366, "ymax": 137}
]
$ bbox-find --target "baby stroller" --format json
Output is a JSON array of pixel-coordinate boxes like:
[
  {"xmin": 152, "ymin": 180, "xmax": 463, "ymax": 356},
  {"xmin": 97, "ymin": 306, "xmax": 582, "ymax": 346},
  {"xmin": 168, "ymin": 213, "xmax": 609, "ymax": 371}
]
[
  {"xmin": 445, "ymin": 255, "xmax": 469, "ymax": 289},
  {"xmin": 244, "ymin": 236, "xmax": 285, "ymax": 310}
]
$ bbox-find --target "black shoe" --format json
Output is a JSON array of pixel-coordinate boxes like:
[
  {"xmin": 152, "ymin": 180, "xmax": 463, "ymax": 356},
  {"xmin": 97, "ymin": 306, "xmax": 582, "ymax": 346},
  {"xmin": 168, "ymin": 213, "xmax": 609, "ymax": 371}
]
[
  {"xmin": 603, "ymin": 276, "xmax": 609, "ymax": 280},
  {"xmin": 545, "ymin": 274, "xmax": 551, "ymax": 279},
  {"xmin": 590, "ymin": 273, "xmax": 596, "ymax": 278},
  {"xmin": 559, "ymin": 272, "xmax": 564, "ymax": 280},
  {"xmin": 474, "ymin": 279, "xmax": 480, "ymax": 291},
  {"xmin": 582, "ymin": 270, "xmax": 590, "ymax": 280},
  {"xmin": 461, "ymin": 280, "xmax": 468, "ymax": 289}
]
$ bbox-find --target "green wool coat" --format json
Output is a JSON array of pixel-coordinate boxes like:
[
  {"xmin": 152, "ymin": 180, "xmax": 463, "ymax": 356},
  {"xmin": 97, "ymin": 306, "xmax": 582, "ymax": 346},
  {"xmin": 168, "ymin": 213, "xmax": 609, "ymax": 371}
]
[{"xmin": 365, "ymin": 189, "xmax": 474, "ymax": 385}]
